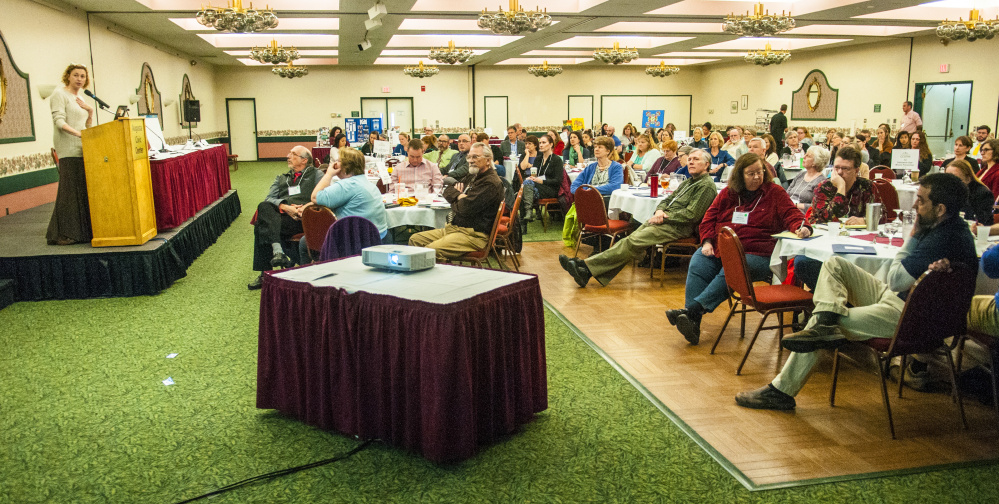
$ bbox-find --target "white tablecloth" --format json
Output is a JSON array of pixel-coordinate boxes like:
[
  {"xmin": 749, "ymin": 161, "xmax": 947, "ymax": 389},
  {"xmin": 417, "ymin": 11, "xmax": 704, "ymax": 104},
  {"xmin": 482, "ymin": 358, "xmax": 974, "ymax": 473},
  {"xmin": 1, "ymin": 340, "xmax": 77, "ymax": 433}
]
[
  {"xmin": 385, "ymin": 205, "xmax": 450, "ymax": 229},
  {"xmin": 607, "ymin": 188, "xmax": 666, "ymax": 222},
  {"xmin": 770, "ymin": 227, "xmax": 999, "ymax": 295},
  {"xmin": 566, "ymin": 168, "xmax": 583, "ymax": 182},
  {"xmin": 890, "ymin": 179, "xmax": 917, "ymax": 211}
]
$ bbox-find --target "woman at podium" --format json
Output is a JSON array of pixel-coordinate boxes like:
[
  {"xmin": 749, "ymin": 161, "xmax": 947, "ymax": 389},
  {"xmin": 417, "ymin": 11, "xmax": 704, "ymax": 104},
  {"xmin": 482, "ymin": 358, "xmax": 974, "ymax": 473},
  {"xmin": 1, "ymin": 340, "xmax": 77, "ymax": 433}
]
[{"xmin": 46, "ymin": 64, "xmax": 94, "ymax": 245}]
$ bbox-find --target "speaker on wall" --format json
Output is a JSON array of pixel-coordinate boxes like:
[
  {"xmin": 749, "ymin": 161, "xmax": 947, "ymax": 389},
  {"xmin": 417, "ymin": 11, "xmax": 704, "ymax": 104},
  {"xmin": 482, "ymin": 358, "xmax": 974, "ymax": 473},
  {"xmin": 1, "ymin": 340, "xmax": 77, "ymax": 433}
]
[{"xmin": 183, "ymin": 100, "xmax": 201, "ymax": 123}]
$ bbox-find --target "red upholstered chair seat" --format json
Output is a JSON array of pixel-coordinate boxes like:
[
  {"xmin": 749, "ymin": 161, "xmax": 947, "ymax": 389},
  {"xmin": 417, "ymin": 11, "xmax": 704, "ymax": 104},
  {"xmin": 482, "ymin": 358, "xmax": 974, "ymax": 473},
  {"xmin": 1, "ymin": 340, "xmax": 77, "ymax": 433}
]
[
  {"xmin": 749, "ymin": 284, "xmax": 816, "ymax": 310},
  {"xmin": 583, "ymin": 219, "xmax": 630, "ymax": 234}
]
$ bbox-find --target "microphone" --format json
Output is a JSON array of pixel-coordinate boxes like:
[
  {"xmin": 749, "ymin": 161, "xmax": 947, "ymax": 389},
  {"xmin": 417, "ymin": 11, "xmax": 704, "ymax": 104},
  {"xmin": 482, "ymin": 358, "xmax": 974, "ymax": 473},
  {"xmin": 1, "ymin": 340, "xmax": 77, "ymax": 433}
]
[
  {"xmin": 84, "ymin": 90, "xmax": 111, "ymax": 111},
  {"xmin": 145, "ymin": 124, "xmax": 169, "ymax": 153}
]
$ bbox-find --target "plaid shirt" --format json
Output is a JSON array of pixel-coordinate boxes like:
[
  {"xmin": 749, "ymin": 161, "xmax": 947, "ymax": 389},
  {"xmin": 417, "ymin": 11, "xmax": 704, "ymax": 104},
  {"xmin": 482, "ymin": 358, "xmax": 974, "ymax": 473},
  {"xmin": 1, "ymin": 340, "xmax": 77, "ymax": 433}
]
[{"xmin": 808, "ymin": 177, "xmax": 876, "ymax": 224}]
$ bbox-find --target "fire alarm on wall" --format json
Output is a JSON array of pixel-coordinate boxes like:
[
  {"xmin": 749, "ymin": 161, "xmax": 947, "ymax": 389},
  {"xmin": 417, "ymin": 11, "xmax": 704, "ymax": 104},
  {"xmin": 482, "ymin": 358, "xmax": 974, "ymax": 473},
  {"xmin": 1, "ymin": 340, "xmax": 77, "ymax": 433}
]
[
  {"xmin": 780, "ymin": 78, "xmax": 783, "ymax": 85},
  {"xmin": 421, "ymin": 85, "xmax": 426, "ymax": 92}
]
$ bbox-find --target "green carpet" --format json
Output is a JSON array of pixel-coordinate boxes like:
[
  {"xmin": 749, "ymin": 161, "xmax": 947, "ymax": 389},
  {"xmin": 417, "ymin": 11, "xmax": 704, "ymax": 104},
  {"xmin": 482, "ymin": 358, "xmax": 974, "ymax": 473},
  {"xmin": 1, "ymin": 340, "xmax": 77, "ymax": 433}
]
[{"xmin": 3, "ymin": 161, "xmax": 999, "ymax": 503}]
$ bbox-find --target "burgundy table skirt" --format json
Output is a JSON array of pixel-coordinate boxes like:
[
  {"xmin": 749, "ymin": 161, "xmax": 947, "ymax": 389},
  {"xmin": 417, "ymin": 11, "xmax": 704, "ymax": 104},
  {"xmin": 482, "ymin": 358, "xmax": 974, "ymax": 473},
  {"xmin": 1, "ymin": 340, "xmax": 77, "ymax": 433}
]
[
  {"xmin": 149, "ymin": 146, "xmax": 232, "ymax": 229},
  {"xmin": 312, "ymin": 147, "xmax": 331, "ymax": 166},
  {"xmin": 256, "ymin": 269, "xmax": 548, "ymax": 463}
]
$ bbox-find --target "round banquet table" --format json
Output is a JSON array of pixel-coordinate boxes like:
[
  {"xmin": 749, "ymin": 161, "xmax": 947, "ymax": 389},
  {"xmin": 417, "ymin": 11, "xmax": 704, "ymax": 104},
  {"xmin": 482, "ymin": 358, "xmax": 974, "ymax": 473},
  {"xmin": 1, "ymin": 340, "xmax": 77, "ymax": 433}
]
[
  {"xmin": 385, "ymin": 204, "xmax": 450, "ymax": 229},
  {"xmin": 890, "ymin": 179, "xmax": 917, "ymax": 212},
  {"xmin": 607, "ymin": 188, "xmax": 666, "ymax": 222},
  {"xmin": 312, "ymin": 147, "xmax": 331, "ymax": 166}
]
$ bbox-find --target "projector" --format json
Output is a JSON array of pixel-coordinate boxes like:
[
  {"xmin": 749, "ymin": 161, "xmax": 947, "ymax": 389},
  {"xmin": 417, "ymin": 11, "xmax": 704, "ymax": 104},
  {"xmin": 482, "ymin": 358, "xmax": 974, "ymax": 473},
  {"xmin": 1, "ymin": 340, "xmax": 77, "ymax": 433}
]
[{"xmin": 361, "ymin": 245, "xmax": 436, "ymax": 272}]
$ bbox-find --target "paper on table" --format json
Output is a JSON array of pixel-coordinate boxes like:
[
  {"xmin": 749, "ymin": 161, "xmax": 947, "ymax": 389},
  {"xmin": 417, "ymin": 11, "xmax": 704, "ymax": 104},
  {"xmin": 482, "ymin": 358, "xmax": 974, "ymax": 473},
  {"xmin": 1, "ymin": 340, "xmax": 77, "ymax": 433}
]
[{"xmin": 772, "ymin": 231, "xmax": 820, "ymax": 240}]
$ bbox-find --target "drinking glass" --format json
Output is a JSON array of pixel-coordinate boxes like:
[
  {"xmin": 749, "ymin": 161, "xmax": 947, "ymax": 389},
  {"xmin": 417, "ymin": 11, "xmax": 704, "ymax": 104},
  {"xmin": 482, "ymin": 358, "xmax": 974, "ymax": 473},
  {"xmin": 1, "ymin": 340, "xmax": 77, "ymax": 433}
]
[{"xmin": 660, "ymin": 176, "xmax": 670, "ymax": 192}]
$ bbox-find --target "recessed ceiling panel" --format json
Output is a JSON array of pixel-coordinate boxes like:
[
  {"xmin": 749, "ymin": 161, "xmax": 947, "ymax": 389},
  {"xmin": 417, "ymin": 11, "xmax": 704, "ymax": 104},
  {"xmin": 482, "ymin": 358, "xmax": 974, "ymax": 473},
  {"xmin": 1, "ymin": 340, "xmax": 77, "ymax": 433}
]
[
  {"xmin": 596, "ymin": 22, "xmax": 723, "ymax": 33},
  {"xmin": 373, "ymin": 57, "xmax": 468, "ymax": 65},
  {"xmin": 548, "ymin": 36, "xmax": 692, "ymax": 49},
  {"xmin": 386, "ymin": 34, "xmax": 522, "ymax": 47},
  {"xmin": 226, "ymin": 49, "xmax": 339, "ymax": 56},
  {"xmin": 198, "ymin": 33, "xmax": 339, "ymax": 48},
  {"xmin": 647, "ymin": 0, "xmax": 867, "ymax": 17},
  {"xmin": 397, "ymin": 19, "xmax": 484, "ymax": 31},
  {"xmin": 522, "ymin": 50, "xmax": 595, "ymax": 56},
  {"xmin": 379, "ymin": 49, "xmax": 489, "ymax": 56},
  {"xmin": 855, "ymin": 1, "xmax": 999, "ymax": 20},
  {"xmin": 495, "ymin": 58, "xmax": 592, "ymax": 65},
  {"xmin": 170, "ymin": 18, "xmax": 339, "ymax": 31},
  {"xmin": 138, "ymin": 0, "xmax": 339, "ymax": 10},
  {"xmin": 655, "ymin": 51, "xmax": 747, "ymax": 57},
  {"xmin": 696, "ymin": 37, "xmax": 851, "ymax": 50},
  {"xmin": 410, "ymin": 0, "xmax": 608, "ymax": 13},
  {"xmin": 786, "ymin": 24, "xmax": 931, "ymax": 36},
  {"xmin": 623, "ymin": 58, "xmax": 720, "ymax": 65}
]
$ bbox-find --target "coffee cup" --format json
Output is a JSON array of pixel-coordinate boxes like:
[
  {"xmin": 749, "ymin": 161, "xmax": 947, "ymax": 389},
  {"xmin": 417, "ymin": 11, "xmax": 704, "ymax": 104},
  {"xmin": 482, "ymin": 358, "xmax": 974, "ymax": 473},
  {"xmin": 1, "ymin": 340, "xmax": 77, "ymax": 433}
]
[
  {"xmin": 978, "ymin": 225, "xmax": 991, "ymax": 244},
  {"xmin": 828, "ymin": 221, "xmax": 841, "ymax": 241},
  {"xmin": 530, "ymin": 167, "xmax": 538, "ymax": 177}
]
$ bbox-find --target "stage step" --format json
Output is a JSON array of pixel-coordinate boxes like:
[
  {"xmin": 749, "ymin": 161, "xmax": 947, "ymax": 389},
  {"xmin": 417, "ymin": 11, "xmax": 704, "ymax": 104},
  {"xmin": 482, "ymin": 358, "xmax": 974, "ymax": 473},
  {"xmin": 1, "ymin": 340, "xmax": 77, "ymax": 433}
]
[{"xmin": 0, "ymin": 279, "xmax": 14, "ymax": 311}]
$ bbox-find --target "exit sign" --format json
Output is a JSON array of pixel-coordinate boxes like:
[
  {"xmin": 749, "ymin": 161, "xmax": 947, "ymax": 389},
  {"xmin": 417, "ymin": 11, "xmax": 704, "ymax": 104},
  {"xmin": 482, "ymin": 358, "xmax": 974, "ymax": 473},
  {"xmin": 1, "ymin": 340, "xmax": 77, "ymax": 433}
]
[
  {"xmin": 940, "ymin": 63, "xmax": 950, "ymax": 73},
  {"xmin": 382, "ymin": 86, "xmax": 390, "ymax": 93}
]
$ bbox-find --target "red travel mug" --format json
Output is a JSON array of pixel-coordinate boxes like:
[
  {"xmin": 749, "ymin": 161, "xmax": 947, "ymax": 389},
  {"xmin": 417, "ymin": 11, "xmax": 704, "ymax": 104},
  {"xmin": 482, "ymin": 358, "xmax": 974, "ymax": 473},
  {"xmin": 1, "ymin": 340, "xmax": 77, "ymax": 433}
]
[{"xmin": 650, "ymin": 175, "xmax": 659, "ymax": 197}]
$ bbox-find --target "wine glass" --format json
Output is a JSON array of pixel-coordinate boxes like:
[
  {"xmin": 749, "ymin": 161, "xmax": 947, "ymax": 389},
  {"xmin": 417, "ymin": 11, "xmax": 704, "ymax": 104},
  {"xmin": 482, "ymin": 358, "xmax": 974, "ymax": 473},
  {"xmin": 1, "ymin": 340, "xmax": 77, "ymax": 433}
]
[{"xmin": 885, "ymin": 217, "xmax": 901, "ymax": 249}]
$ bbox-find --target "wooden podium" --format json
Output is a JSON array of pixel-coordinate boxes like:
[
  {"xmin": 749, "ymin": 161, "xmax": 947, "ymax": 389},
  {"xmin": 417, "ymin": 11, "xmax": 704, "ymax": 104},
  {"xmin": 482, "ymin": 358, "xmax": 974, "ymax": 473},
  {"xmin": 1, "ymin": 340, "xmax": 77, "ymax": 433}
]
[{"xmin": 82, "ymin": 118, "xmax": 157, "ymax": 247}]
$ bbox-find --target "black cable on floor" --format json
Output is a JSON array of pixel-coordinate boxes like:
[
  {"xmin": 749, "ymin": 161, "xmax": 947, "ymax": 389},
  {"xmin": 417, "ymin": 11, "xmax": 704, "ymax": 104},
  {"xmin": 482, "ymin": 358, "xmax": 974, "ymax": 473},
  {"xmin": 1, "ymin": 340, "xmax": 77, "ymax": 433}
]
[{"xmin": 173, "ymin": 439, "xmax": 373, "ymax": 503}]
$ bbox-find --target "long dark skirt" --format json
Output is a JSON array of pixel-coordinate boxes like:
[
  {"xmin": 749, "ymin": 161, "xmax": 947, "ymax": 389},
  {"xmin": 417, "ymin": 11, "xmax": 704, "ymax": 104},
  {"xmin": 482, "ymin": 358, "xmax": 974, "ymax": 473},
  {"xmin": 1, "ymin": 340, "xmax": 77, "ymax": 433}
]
[{"xmin": 46, "ymin": 157, "xmax": 93, "ymax": 244}]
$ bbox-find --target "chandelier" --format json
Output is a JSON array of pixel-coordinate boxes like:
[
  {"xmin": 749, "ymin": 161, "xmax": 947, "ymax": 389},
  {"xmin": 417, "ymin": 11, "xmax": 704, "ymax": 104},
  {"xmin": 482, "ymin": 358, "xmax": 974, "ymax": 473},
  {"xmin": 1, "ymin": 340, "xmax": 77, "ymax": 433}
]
[
  {"xmin": 196, "ymin": 0, "xmax": 279, "ymax": 33},
  {"xmin": 272, "ymin": 61, "xmax": 308, "ymax": 79},
  {"xmin": 250, "ymin": 39, "xmax": 299, "ymax": 64},
  {"xmin": 429, "ymin": 41, "xmax": 474, "ymax": 65},
  {"xmin": 722, "ymin": 3, "xmax": 795, "ymax": 37},
  {"xmin": 593, "ymin": 42, "xmax": 639, "ymax": 65},
  {"xmin": 477, "ymin": 0, "xmax": 552, "ymax": 35},
  {"xmin": 403, "ymin": 61, "xmax": 440, "ymax": 78},
  {"xmin": 527, "ymin": 61, "xmax": 562, "ymax": 78},
  {"xmin": 645, "ymin": 61, "xmax": 680, "ymax": 78},
  {"xmin": 937, "ymin": 9, "xmax": 999, "ymax": 42},
  {"xmin": 744, "ymin": 43, "xmax": 790, "ymax": 66}
]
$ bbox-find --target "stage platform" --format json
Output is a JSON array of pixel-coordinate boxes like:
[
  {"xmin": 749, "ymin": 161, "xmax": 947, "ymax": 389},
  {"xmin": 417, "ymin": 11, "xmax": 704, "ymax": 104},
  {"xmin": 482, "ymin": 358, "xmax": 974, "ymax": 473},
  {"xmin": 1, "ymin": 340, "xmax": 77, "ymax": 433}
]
[{"xmin": 0, "ymin": 190, "xmax": 241, "ymax": 301}]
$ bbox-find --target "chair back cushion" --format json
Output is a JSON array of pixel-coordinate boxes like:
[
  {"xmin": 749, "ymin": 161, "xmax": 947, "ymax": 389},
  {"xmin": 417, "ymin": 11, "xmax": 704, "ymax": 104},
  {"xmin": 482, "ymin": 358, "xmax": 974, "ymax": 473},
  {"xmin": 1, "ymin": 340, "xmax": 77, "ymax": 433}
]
[
  {"xmin": 717, "ymin": 227, "xmax": 756, "ymax": 302},
  {"xmin": 319, "ymin": 216, "xmax": 382, "ymax": 261},
  {"xmin": 302, "ymin": 205, "xmax": 336, "ymax": 252},
  {"xmin": 871, "ymin": 178, "xmax": 899, "ymax": 222},
  {"xmin": 573, "ymin": 185, "xmax": 609, "ymax": 228},
  {"xmin": 557, "ymin": 169, "xmax": 574, "ymax": 211},
  {"xmin": 890, "ymin": 263, "xmax": 977, "ymax": 356},
  {"xmin": 870, "ymin": 166, "xmax": 896, "ymax": 179}
]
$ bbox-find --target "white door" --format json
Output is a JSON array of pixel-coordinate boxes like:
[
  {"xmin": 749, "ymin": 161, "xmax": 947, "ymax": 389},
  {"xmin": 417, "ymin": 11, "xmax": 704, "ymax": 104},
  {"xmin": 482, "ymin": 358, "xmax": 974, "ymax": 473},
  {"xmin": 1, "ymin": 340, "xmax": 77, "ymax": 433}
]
[
  {"xmin": 919, "ymin": 83, "xmax": 972, "ymax": 157},
  {"xmin": 568, "ymin": 96, "xmax": 593, "ymax": 131},
  {"xmin": 227, "ymin": 99, "xmax": 257, "ymax": 161},
  {"xmin": 387, "ymin": 98, "xmax": 413, "ymax": 135},
  {"xmin": 484, "ymin": 96, "xmax": 508, "ymax": 137}
]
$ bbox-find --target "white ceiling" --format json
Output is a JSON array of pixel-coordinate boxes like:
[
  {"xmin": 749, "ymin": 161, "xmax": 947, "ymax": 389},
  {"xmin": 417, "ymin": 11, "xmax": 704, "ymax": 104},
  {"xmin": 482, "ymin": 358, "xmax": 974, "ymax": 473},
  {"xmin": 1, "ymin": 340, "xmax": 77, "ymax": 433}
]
[{"xmin": 41, "ymin": 0, "xmax": 988, "ymax": 68}]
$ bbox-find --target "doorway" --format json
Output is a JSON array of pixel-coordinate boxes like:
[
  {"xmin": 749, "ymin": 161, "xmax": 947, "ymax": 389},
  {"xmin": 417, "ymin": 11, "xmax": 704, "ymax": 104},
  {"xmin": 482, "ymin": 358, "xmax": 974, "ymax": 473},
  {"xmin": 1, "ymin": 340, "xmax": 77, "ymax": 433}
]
[
  {"xmin": 226, "ymin": 98, "xmax": 258, "ymax": 161},
  {"xmin": 483, "ymin": 96, "xmax": 508, "ymax": 137},
  {"xmin": 913, "ymin": 81, "xmax": 972, "ymax": 157},
  {"xmin": 360, "ymin": 97, "xmax": 414, "ymax": 135}
]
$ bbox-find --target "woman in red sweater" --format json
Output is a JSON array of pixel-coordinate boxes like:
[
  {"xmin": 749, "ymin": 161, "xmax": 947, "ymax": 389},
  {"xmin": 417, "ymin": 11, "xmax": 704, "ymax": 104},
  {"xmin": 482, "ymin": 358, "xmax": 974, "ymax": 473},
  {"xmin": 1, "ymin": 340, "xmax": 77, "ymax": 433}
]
[{"xmin": 666, "ymin": 153, "xmax": 811, "ymax": 344}]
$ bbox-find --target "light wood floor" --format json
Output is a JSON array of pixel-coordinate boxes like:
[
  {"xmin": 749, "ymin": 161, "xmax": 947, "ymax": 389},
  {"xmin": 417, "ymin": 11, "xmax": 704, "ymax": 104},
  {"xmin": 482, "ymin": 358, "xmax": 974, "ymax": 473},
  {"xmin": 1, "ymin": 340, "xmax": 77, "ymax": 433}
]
[{"xmin": 514, "ymin": 239, "xmax": 999, "ymax": 487}]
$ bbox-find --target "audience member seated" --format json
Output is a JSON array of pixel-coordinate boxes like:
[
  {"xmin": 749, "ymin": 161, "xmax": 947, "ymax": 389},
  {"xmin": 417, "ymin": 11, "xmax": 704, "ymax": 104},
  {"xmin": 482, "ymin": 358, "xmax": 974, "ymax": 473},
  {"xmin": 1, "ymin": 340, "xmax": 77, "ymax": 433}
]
[
  {"xmin": 855, "ymin": 132, "xmax": 879, "ymax": 167},
  {"xmin": 624, "ymin": 133, "xmax": 661, "ymax": 183},
  {"xmin": 735, "ymin": 174, "xmax": 977, "ymax": 410},
  {"xmin": 874, "ymin": 124, "xmax": 893, "ymax": 165},
  {"xmin": 620, "ymin": 123, "xmax": 636, "ymax": 152},
  {"xmin": 827, "ymin": 131, "xmax": 844, "ymax": 162},
  {"xmin": 559, "ymin": 148, "xmax": 718, "ymax": 287},
  {"xmin": 656, "ymin": 128, "xmax": 672, "ymax": 146},
  {"xmin": 409, "ymin": 142, "xmax": 504, "ymax": 261},
  {"xmin": 606, "ymin": 124, "xmax": 622, "ymax": 151},
  {"xmin": 563, "ymin": 130, "xmax": 592, "ymax": 167},
  {"xmin": 942, "ymin": 135, "xmax": 980, "ymax": 173},
  {"xmin": 492, "ymin": 145, "xmax": 507, "ymax": 178},
  {"xmin": 521, "ymin": 134, "xmax": 565, "ymax": 221},
  {"xmin": 392, "ymin": 132, "xmax": 409, "ymax": 156},
  {"xmin": 311, "ymin": 147, "xmax": 389, "ymax": 243},
  {"xmin": 722, "ymin": 127, "xmax": 749, "ymax": 161},
  {"xmin": 582, "ymin": 130, "xmax": 595, "ymax": 152},
  {"xmin": 359, "ymin": 131, "xmax": 380, "ymax": 156},
  {"xmin": 665, "ymin": 153, "xmax": 811, "ymax": 344},
  {"xmin": 392, "ymin": 138, "xmax": 444, "ymax": 195},
  {"xmin": 689, "ymin": 127, "xmax": 709, "ymax": 149},
  {"xmin": 976, "ymin": 139, "xmax": 999, "ymax": 198},
  {"xmin": 674, "ymin": 146, "xmax": 693, "ymax": 177},
  {"xmin": 850, "ymin": 141, "xmax": 872, "ymax": 179},
  {"xmin": 780, "ymin": 131, "xmax": 804, "ymax": 158},
  {"xmin": 786, "ymin": 146, "xmax": 830, "ymax": 211},
  {"xmin": 421, "ymin": 134, "xmax": 437, "ymax": 154},
  {"xmin": 895, "ymin": 130, "xmax": 911, "ymax": 151},
  {"xmin": 747, "ymin": 138, "xmax": 779, "ymax": 181},
  {"xmin": 972, "ymin": 125, "xmax": 992, "ymax": 157},
  {"xmin": 548, "ymin": 129, "xmax": 565, "ymax": 156},
  {"xmin": 963, "ymin": 243, "xmax": 999, "ymax": 373},
  {"xmin": 440, "ymin": 134, "xmax": 472, "ymax": 179},
  {"xmin": 910, "ymin": 131, "xmax": 934, "ymax": 178},
  {"xmin": 501, "ymin": 125, "xmax": 526, "ymax": 161},
  {"xmin": 946, "ymin": 159, "xmax": 993, "ymax": 225},
  {"xmin": 645, "ymin": 139, "xmax": 681, "ymax": 182},
  {"xmin": 519, "ymin": 135, "xmax": 540, "ymax": 176},
  {"xmin": 794, "ymin": 146, "xmax": 876, "ymax": 289},
  {"xmin": 797, "ymin": 127, "xmax": 814, "ymax": 151},
  {"xmin": 247, "ymin": 146, "xmax": 322, "ymax": 290},
  {"xmin": 570, "ymin": 136, "xmax": 625, "ymax": 198},
  {"xmin": 707, "ymin": 131, "xmax": 736, "ymax": 182},
  {"xmin": 325, "ymin": 133, "xmax": 347, "ymax": 164},
  {"xmin": 425, "ymin": 134, "xmax": 456, "ymax": 168},
  {"xmin": 763, "ymin": 134, "xmax": 780, "ymax": 167}
]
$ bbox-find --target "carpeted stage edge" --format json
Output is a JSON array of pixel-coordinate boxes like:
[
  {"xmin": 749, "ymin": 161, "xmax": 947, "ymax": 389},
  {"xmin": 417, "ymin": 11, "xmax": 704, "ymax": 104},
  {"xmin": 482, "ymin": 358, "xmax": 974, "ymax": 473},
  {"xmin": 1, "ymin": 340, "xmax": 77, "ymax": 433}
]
[{"xmin": 0, "ymin": 190, "xmax": 241, "ymax": 301}]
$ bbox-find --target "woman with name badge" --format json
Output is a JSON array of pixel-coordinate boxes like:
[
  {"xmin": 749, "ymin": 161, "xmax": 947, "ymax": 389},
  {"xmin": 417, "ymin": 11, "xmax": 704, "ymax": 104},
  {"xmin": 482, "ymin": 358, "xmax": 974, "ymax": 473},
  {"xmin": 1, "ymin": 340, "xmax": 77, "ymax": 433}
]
[
  {"xmin": 522, "ymin": 134, "xmax": 565, "ymax": 220},
  {"xmin": 706, "ymin": 131, "xmax": 736, "ymax": 182},
  {"xmin": 666, "ymin": 153, "xmax": 810, "ymax": 345}
]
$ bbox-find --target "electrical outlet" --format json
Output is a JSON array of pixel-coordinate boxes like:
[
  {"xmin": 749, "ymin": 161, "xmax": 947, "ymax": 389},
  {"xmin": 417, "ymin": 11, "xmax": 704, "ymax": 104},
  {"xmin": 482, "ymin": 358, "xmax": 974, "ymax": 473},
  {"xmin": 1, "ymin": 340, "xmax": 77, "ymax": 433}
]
[{"xmin": 708, "ymin": 109, "xmax": 714, "ymax": 115}]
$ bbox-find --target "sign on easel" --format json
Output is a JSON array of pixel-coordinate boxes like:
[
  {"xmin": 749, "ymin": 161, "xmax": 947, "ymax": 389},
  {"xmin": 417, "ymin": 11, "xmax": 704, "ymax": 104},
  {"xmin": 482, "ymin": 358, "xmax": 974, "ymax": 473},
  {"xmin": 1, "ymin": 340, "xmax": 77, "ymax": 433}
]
[{"xmin": 891, "ymin": 149, "xmax": 919, "ymax": 173}]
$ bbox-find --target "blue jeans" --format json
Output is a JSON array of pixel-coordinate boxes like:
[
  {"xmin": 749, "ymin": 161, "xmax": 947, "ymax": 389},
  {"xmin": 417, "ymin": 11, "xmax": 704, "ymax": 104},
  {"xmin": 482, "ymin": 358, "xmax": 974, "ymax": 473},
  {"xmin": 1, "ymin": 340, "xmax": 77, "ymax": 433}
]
[
  {"xmin": 685, "ymin": 247, "xmax": 773, "ymax": 312},
  {"xmin": 792, "ymin": 255, "xmax": 823, "ymax": 291}
]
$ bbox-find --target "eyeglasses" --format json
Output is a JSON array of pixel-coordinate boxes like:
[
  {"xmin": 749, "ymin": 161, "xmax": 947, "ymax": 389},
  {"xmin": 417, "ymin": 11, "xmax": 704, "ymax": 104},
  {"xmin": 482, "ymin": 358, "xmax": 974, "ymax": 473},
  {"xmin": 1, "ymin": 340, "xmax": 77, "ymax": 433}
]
[{"xmin": 983, "ymin": 148, "xmax": 994, "ymax": 153}]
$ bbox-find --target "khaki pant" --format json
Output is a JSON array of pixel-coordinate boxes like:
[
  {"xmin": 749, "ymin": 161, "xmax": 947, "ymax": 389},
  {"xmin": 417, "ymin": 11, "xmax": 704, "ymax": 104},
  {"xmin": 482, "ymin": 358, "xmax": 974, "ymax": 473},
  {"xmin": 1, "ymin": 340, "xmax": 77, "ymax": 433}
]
[
  {"xmin": 409, "ymin": 225, "xmax": 488, "ymax": 261},
  {"xmin": 772, "ymin": 256, "xmax": 905, "ymax": 396},
  {"xmin": 584, "ymin": 222, "xmax": 689, "ymax": 286},
  {"xmin": 960, "ymin": 295, "xmax": 999, "ymax": 369}
]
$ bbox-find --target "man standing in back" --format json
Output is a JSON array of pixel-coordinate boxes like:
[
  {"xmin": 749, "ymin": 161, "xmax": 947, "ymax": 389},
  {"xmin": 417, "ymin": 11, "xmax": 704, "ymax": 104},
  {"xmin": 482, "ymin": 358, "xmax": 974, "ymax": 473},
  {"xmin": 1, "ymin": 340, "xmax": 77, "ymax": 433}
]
[
  {"xmin": 770, "ymin": 104, "xmax": 788, "ymax": 152},
  {"xmin": 899, "ymin": 101, "xmax": 922, "ymax": 134}
]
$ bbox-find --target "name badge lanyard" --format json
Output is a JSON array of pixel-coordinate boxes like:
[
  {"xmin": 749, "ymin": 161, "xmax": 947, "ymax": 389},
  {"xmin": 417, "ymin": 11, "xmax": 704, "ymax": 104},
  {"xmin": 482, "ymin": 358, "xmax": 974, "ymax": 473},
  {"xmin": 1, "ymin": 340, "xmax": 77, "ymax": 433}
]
[{"xmin": 732, "ymin": 192, "xmax": 764, "ymax": 225}]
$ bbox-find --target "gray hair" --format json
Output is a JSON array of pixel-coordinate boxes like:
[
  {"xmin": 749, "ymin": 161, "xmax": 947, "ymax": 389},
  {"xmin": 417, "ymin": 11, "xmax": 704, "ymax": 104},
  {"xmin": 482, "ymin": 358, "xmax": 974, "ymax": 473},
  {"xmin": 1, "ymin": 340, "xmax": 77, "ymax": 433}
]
[
  {"xmin": 785, "ymin": 130, "xmax": 798, "ymax": 141},
  {"xmin": 806, "ymin": 145, "xmax": 830, "ymax": 167},
  {"xmin": 677, "ymin": 145, "xmax": 694, "ymax": 155},
  {"xmin": 471, "ymin": 142, "xmax": 493, "ymax": 161},
  {"xmin": 748, "ymin": 137, "xmax": 767, "ymax": 149},
  {"xmin": 687, "ymin": 148, "xmax": 708, "ymax": 162},
  {"xmin": 293, "ymin": 146, "xmax": 313, "ymax": 166}
]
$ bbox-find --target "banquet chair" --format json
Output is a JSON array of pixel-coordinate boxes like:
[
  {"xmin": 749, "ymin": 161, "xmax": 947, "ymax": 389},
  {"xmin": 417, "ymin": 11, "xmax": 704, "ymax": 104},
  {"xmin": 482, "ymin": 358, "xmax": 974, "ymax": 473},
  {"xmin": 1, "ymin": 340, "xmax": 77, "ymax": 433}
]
[
  {"xmin": 711, "ymin": 227, "xmax": 814, "ymax": 375},
  {"xmin": 650, "ymin": 235, "xmax": 700, "ymax": 286},
  {"xmin": 300, "ymin": 205, "xmax": 336, "ymax": 263},
  {"xmin": 956, "ymin": 331, "xmax": 999, "ymax": 428},
  {"xmin": 869, "ymin": 165, "xmax": 895, "ymax": 180},
  {"xmin": 318, "ymin": 216, "xmax": 382, "ymax": 261},
  {"xmin": 871, "ymin": 178, "xmax": 900, "ymax": 222},
  {"xmin": 376, "ymin": 179, "xmax": 388, "ymax": 195},
  {"xmin": 495, "ymin": 187, "xmax": 523, "ymax": 271},
  {"xmin": 624, "ymin": 151, "xmax": 634, "ymax": 163},
  {"xmin": 829, "ymin": 264, "xmax": 976, "ymax": 439},
  {"xmin": 572, "ymin": 184, "xmax": 630, "ymax": 258},
  {"xmin": 448, "ymin": 201, "xmax": 506, "ymax": 269},
  {"xmin": 50, "ymin": 147, "xmax": 59, "ymax": 166}
]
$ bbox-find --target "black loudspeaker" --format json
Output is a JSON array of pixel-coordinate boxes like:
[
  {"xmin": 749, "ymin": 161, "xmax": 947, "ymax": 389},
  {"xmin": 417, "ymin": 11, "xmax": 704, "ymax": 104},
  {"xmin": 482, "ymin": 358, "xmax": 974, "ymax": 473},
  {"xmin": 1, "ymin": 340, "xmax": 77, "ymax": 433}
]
[{"xmin": 183, "ymin": 100, "xmax": 201, "ymax": 123}]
